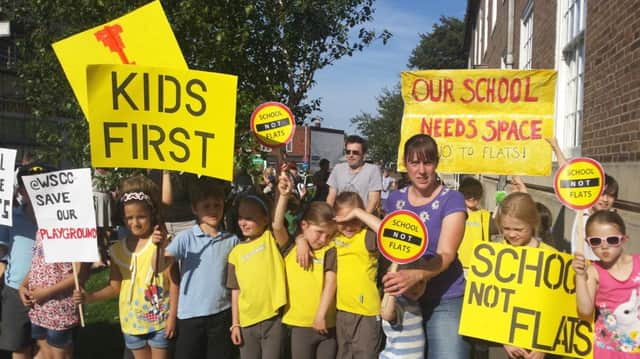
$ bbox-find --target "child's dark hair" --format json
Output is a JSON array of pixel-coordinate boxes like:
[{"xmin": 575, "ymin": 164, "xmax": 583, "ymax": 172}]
[
  {"xmin": 189, "ymin": 176, "xmax": 227, "ymax": 208},
  {"xmin": 113, "ymin": 175, "xmax": 162, "ymax": 227},
  {"xmin": 603, "ymin": 174, "xmax": 619, "ymax": 199},
  {"xmin": 586, "ymin": 210, "xmax": 626, "ymax": 235},
  {"xmin": 237, "ymin": 191, "xmax": 273, "ymax": 222},
  {"xmin": 536, "ymin": 202, "xmax": 553, "ymax": 246},
  {"xmin": 334, "ymin": 191, "xmax": 365, "ymax": 211},
  {"xmin": 302, "ymin": 202, "xmax": 335, "ymax": 226},
  {"xmin": 459, "ymin": 177, "xmax": 484, "ymax": 200},
  {"xmin": 404, "ymin": 134, "xmax": 439, "ymax": 166}
]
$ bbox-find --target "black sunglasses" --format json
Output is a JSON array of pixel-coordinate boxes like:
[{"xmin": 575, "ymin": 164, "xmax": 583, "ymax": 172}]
[
  {"xmin": 587, "ymin": 235, "xmax": 624, "ymax": 247},
  {"xmin": 344, "ymin": 150, "xmax": 361, "ymax": 156}
]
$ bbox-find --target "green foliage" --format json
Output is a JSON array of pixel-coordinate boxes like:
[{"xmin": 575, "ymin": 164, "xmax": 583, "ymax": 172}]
[
  {"xmin": 408, "ymin": 16, "xmax": 468, "ymax": 70},
  {"xmin": 0, "ymin": 0, "xmax": 389, "ymax": 169},
  {"xmin": 352, "ymin": 16, "xmax": 467, "ymax": 166},
  {"xmin": 351, "ymin": 87, "xmax": 403, "ymax": 166}
]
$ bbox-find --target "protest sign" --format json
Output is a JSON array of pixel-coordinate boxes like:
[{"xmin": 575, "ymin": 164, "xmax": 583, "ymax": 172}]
[
  {"xmin": 87, "ymin": 64, "xmax": 238, "ymax": 180},
  {"xmin": 459, "ymin": 242, "xmax": 593, "ymax": 358},
  {"xmin": 554, "ymin": 157, "xmax": 604, "ymax": 210},
  {"xmin": 23, "ymin": 168, "xmax": 99, "ymax": 263},
  {"xmin": 399, "ymin": 69, "xmax": 556, "ymax": 175},
  {"xmin": 52, "ymin": 0, "xmax": 187, "ymax": 119},
  {"xmin": 0, "ymin": 148, "xmax": 16, "ymax": 226},
  {"xmin": 250, "ymin": 102, "xmax": 296, "ymax": 148},
  {"xmin": 377, "ymin": 210, "xmax": 428, "ymax": 264}
]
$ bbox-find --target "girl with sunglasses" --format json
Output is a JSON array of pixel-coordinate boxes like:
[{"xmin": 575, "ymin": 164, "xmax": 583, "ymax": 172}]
[{"xmin": 574, "ymin": 210, "xmax": 640, "ymax": 357}]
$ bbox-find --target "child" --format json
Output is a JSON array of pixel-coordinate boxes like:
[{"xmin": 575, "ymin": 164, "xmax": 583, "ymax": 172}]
[
  {"xmin": 457, "ymin": 177, "xmax": 491, "ymax": 275},
  {"xmin": 0, "ymin": 164, "xmax": 57, "ymax": 358},
  {"xmin": 327, "ymin": 191, "xmax": 381, "ymax": 358},
  {"xmin": 573, "ymin": 210, "xmax": 640, "ymax": 356},
  {"xmin": 157, "ymin": 177, "xmax": 238, "ymax": 358},
  {"xmin": 74, "ymin": 175, "xmax": 170, "ymax": 359},
  {"xmin": 379, "ymin": 278, "xmax": 427, "ymax": 359},
  {"xmin": 282, "ymin": 202, "xmax": 337, "ymax": 359},
  {"xmin": 495, "ymin": 192, "xmax": 552, "ymax": 359},
  {"xmin": 226, "ymin": 170, "xmax": 290, "ymax": 359}
]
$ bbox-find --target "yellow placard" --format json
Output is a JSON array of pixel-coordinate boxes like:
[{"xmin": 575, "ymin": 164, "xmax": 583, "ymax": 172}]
[
  {"xmin": 377, "ymin": 210, "xmax": 428, "ymax": 264},
  {"xmin": 87, "ymin": 64, "xmax": 237, "ymax": 180},
  {"xmin": 459, "ymin": 242, "xmax": 593, "ymax": 358},
  {"xmin": 52, "ymin": 1, "xmax": 187, "ymax": 119},
  {"xmin": 399, "ymin": 70, "xmax": 557, "ymax": 175},
  {"xmin": 554, "ymin": 158, "xmax": 604, "ymax": 210},
  {"xmin": 250, "ymin": 102, "xmax": 296, "ymax": 147}
]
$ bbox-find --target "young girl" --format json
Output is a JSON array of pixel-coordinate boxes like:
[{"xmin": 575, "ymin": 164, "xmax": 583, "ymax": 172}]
[
  {"xmin": 496, "ymin": 192, "xmax": 551, "ymax": 359},
  {"xmin": 574, "ymin": 210, "xmax": 640, "ymax": 357},
  {"xmin": 226, "ymin": 170, "xmax": 290, "ymax": 359},
  {"xmin": 282, "ymin": 202, "xmax": 337, "ymax": 359},
  {"xmin": 74, "ymin": 175, "xmax": 170, "ymax": 359}
]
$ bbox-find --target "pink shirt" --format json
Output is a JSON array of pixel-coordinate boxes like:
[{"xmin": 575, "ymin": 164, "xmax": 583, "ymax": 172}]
[
  {"xmin": 593, "ymin": 254, "xmax": 640, "ymax": 357},
  {"xmin": 27, "ymin": 234, "xmax": 79, "ymax": 330}
]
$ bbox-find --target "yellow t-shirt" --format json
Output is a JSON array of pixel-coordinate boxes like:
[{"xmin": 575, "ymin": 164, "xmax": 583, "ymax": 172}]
[
  {"xmin": 227, "ymin": 230, "xmax": 286, "ymax": 327},
  {"xmin": 335, "ymin": 228, "xmax": 379, "ymax": 316},
  {"xmin": 110, "ymin": 238, "xmax": 169, "ymax": 335},
  {"xmin": 282, "ymin": 244, "xmax": 337, "ymax": 328},
  {"xmin": 458, "ymin": 209, "xmax": 491, "ymax": 269}
]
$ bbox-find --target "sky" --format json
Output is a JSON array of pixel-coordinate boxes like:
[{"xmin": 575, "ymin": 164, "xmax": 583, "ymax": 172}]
[{"xmin": 307, "ymin": 0, "xmax": 467, "ymax": 133}]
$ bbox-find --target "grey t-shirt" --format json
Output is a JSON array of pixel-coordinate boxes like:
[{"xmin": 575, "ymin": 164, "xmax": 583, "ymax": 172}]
[{"xmin": 327, "ymin": 162, "xmax": 382, "ymax": 204}]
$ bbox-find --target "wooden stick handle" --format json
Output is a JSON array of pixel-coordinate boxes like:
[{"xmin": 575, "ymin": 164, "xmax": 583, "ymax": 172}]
[
  {"xmin": 72, "ymin": 263, "xmax": 85, "ymax": 328},
  {"xmin": 380, "ymin": 262, "xmax": 399, "ymax": 311},
  {"xmin": 575, "ymin": 210, "xmax": 585, "ymax": 256}
]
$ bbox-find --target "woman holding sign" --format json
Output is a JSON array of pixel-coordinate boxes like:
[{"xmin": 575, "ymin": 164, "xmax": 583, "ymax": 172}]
[{"xmin": 382, "ymin": 134, "xmax": 469, "ymax": 359}]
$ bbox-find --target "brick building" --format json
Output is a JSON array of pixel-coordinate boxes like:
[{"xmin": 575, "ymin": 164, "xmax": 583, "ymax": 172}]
[{"xmin": 464, "ymin": 0, "xmax": 640, "ymax": 249}]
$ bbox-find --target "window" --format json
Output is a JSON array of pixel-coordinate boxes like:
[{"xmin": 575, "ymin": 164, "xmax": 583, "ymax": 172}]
[
  {"xmin": 555, "ymin": 0, "xmax": 586, "ymax": 156},
  {"xmin": 519, "ymin": 1, "xmax": 533, "ymax": 69},
  {"xmin": 492, "ymin": 0, "xmax": 498, "ymax": 32},
  {"xmin": 483, "ymin": 0, "xmax": 489, "ymax": 54}
]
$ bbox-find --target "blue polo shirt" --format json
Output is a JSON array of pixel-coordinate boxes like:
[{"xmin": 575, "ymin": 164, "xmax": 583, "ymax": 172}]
[
  {"xmin": 0, "ymin": 205, "xmax": 37, "ymax": 289},
  {"xmin": 166, "ymin": 225, "xmax": 239, "ymax": 319}
]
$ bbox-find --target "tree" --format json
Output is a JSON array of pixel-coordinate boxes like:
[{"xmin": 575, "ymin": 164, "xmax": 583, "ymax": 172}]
[
  {"xmin": 408, "ymin": 15, "xmax": 468, "ymax": 70},
  {"xmin": 352, "ymin": 15, "xmax": 467, "ymax": 165},
  {"xmin": 1, "ymin": 0, "xmax": 390, "ymax": 167}
]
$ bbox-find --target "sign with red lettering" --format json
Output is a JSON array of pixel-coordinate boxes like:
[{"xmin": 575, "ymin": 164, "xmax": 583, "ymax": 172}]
[
  {"xmin": 399, "ymin": 70, "xmax": 557, "ymax": 175},
  {"xmin": 553, "ymin": 157, "xmax": 604, "ymax": 210},
  {"xmin": 377, "ymin": 210, "xmax": 428, "ymax": 264},
  {"xmin": 0, "ymin": 148, "xmax": 16, "ymax": 226},
  {"xmin": 250, "ymin": 102, "xmax": 296, "ymax": 148},
  {"xmin": 460, "ymin": 242, "xmax": 593, "ymax": 358},
  {"xmin": 23, "ymin": 168, "xmax": 99, "ymax": 263}
]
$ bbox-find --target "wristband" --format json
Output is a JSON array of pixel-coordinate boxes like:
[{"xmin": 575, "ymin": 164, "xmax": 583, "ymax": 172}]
[{"xmin": 229, "ymin": 324, "xmax": 240, "ymax": 332}]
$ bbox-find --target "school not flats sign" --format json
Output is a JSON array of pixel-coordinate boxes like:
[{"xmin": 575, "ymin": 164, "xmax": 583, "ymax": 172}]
[{"xmin": 23, "ymin": 168, "xmax": 99, "ymax": 263}]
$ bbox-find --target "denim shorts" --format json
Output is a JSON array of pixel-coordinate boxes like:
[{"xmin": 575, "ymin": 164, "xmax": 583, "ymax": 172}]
[
  {"xmin": 122, "ymin": 329, "xmax": 168, "ymax": 350},
  {"xmin": 31, "ymin": 323, "xmax": 76, "ymax": 349}
]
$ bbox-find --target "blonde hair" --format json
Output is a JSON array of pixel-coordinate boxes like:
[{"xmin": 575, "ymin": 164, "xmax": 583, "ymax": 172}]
[
  {"xmin": 496, "ymin": 192, "xmax": 540, "ymax": 235},
  {"xmin": 334, "ymin": 191, "xmax": 365, "ymax": 212},
  {"xmin": 302, "ymin": 202, "xmax": 335, "ymax": 227}
]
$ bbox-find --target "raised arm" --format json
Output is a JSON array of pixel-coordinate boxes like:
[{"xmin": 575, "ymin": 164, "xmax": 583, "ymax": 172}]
[
  {"xmin": 272, "ymin": 170, "xmax": 292, "ymax": 248},
  {"xmin": 335, "ymin": 207, "xmax": 381, "ymax": 233},
  {"xmin": 545, "ymin": 137, "xmax": 568, "ymax": 167},
  {"xmin": 573, "ymin": 254, "xmax": 598, "ymax": 319}
]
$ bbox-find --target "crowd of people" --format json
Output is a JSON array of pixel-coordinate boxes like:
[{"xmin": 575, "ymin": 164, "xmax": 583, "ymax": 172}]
[{"xmin": 0, "ymin": 133, "xmax": 635, "ymax": 359}]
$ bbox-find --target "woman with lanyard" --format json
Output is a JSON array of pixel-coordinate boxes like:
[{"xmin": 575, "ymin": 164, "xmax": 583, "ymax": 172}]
[{"xmin": 382, "ymin": 134, "xmax": 469, "ymax": 359}]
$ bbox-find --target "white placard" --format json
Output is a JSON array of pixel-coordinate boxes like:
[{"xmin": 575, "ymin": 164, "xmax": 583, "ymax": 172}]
[
  {"xmin": 0, "ymin": 148, "xmax": 17, "ymax": 226},
  {"xmin": 24, "ymin": 168, "xmax": 99, "ymax": 263}
]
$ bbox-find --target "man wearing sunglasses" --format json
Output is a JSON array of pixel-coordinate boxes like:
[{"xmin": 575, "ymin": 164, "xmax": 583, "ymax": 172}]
[{"xmin": 326, "ymin": 135, "xmax": 382, "ymax": 214}]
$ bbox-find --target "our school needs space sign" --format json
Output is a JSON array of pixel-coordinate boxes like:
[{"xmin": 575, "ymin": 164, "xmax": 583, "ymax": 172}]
[
  {"xmin": 23, "ymin": 168, "xmax": 99, "ymax": 263},
  {"xmin": 87, "ymin": 64, "xmax": 238, "ymax": 180},
  {"xmin": 459, "ymin": 242, "xmax": 593, "ymax": 358},
  {"xmin": 399, "ymin": 70, "xmax": 556, "ymax": 175}
]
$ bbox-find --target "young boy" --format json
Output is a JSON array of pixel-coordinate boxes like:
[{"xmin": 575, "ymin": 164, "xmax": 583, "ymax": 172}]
[
  {"xmin": 160, "ymin": 177, "xmax": 239, "ymax": 359},
  {"xmin": 457, "ymin": 177, "xmax": 491, "ymax": 275}
]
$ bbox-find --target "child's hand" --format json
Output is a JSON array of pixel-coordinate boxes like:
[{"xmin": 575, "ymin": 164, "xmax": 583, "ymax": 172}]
[
  {"xmin": 151, "ymin": 225, "xmax": 166, "ymax": 246},
  {"xmin": 510, "ymin": 176, "xmax": 527, "ymax": 193},
  {"xmin": 30, "ymin": 287, "xmax": 51, "ymax": 305},
  {"xmin": 278, "ymin": 170, "xmax": 292, "ymax": 196},
  {"xmin": 524, "ymin": 351, "xmax": 545, "ymax": 359},
  {"xmin": 18, "ymin": 285, "xmax": 33, "ymax": 307},
  {"xmin": 72, "ymin": 288, "xmax": 87, "ymax": 305},
  {"xmin": 504, "ymin": 344, "xmax": 528, "ymax": 359},
  {"xmin": 230, "ymin": 325, "xmax": 242, "ymax": 346},
  {"xmin": 334, "ymin": 208, "xmax": 362, "ymax": 223},
  {"xmin": 573, "ymin": 254, "xmax": 587, "ymax": 277},
  {"xmin": 165, "ymin": 315, "xmax": 176, "ymax": 339},
  {"xmin": 312, "ymin": 315, "xmax": 328, "ymax": 335},
  {"xmin": 295, "ymin": 234, "xmax": 314, "ymax": 270}
]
